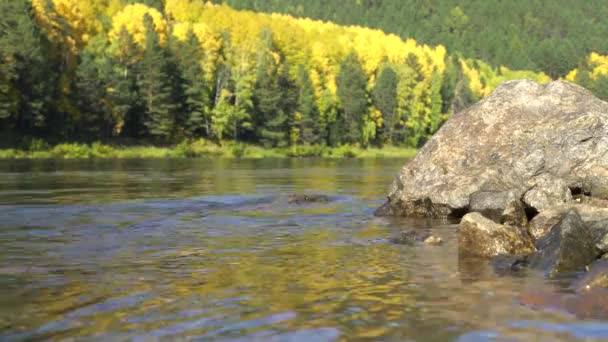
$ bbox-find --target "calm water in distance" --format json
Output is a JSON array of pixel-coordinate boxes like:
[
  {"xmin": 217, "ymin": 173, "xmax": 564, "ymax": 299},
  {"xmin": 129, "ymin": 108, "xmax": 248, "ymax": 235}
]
[{"xmin": 1, "ymin": 158, "xmax": 607, "ymax": 341}]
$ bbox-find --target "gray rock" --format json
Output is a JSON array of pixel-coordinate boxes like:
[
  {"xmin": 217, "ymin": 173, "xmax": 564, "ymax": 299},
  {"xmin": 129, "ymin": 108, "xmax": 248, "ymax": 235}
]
[
  {"xmin": 469, "ymin": 190, "xmax": 515, "ymax": 222},
  {"xmin": 378, "ymin": 80, "xmax": 608, "ymax": 218},
  {"xmin": 458, "ymin": 212, "xmax": 536, "ymax": 258},
  {"xmin": 573, "ymin": 259, "xmax": 608, "ymax": 293},
  {"xmin": 529, "ymin": 204, "xmax": 608, "ymax": 240},
  {"xmin": 523, "ymin": 175, "xmax": 573, "ymax": 211},
  {"xmin": 586, "ymin": 167, "xmax": 608, "ymax": 199},
  {"xmin": 589, "ymin": 219, "xmax": 608, "ymax": 253},
  {"xmin": 529, "ymin": 209, "xmax": 599, "ymax": 277},
  {"xmin": 528, "ymin": 207, "xmax": 568, "ymax": 240}
]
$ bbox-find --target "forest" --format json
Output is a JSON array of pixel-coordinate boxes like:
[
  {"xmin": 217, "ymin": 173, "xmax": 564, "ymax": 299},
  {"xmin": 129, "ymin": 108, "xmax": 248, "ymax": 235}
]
[
  {"xmin": 1, "ymin": 0, "xmax": 607, "ymax": 152},
  {"xmin": 217, "ymin": 0, "xmax": 608, "ymax": 79}
]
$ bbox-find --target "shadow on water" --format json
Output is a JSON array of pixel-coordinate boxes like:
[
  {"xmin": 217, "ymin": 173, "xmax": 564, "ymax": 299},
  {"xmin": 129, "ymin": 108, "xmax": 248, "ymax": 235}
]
[{"xmin": 0, "ymin": 159, "xmax": 607, "ymax": 341}]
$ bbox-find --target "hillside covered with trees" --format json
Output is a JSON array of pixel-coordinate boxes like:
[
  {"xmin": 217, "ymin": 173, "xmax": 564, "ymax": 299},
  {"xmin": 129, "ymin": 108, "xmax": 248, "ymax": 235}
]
[
  {"xmin": 1, "ymin": 0, "xmax": 607, "ymax": 151},
  {"xmin": 216, "ymin": 0, "xmax": 608, "ymax": 79}
]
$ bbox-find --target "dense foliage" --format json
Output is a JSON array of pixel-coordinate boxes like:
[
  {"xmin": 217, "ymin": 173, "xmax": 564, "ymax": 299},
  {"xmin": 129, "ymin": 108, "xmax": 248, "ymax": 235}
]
[
  {"xmin": 217, "ymin": 0, "xmax": 608, "ymax": 79},
  {"xmin": 0, "ymin": 1, "xmax": 605, "ymax": 149}
]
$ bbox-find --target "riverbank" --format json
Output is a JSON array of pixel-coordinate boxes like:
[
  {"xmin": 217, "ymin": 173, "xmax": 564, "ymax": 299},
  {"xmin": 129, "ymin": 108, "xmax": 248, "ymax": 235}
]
[{"xmin": 0, "ymin": 140, "xmax": 417, "ymax": 159}]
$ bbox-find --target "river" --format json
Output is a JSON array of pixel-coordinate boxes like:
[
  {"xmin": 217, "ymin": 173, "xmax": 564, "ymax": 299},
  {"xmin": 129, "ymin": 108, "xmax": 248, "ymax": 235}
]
[{"xmin": 1, "ymin": 158, "xmax": 607, "ymax": 341}]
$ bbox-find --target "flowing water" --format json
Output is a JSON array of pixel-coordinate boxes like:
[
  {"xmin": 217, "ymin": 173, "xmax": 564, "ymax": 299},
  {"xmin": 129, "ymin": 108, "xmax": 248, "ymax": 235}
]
[{"xmin": 1, "ymin": 158, "xmax": 607, "ymax": 341}]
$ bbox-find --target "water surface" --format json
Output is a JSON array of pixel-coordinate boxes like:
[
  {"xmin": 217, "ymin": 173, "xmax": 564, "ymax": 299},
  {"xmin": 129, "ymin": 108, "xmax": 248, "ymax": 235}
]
[{"xmin": 0, "ymin": 158, "xmax": 606, "ymax": 341}]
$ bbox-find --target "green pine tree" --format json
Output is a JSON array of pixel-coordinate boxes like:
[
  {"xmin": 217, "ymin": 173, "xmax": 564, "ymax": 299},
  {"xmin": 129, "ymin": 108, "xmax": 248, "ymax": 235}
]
[
  {"xmin": 253, "ymin": 29, "xmax": 289, "ymax": 147},
  {"xmin": 373, "ymin": 65, "xmax": 398, "ymax": 143},
  {"xmin": 108, "ymin": 26, "xmax": 142, "ymax": 139},
  {"xmin": 337, "ymin": 52, "xmax": 368, "ymax": 145},
  {"xmin": 139, "ymin": 14, "xmax": 178, "ymax": 143},
  {"xmin": 0, "ymin": 0, "xmax": 54, "ymax": 134},
  {"xmin": 295, "ymin": 64, "xmax": 320, "ymax": 145},
  {"xmin": 73, "ymin": 47, "xmax": 113, "ymax": 141},
  {"xmin": 173, "ymin": 30, "xmax": 212, "ymax": 138}
]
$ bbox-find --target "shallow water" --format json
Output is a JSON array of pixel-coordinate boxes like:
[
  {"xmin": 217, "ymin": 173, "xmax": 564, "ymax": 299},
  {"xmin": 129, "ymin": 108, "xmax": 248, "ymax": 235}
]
[{"xmin": 0, "ymin": 158, "xmax": 607, "ymax": 341}]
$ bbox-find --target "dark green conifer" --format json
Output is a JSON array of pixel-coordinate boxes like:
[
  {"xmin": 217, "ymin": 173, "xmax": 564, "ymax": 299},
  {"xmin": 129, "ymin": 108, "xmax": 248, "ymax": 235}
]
[
  {"xmin": 139, "ymin": 14, "xmax": 178, "ymax": 143},
  {"xmin": 336, "ymin": 52, "xmax": 367, "ymax": 145}
]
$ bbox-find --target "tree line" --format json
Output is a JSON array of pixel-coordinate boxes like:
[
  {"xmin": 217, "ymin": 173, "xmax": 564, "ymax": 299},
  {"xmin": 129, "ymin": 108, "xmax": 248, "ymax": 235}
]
[
  {"xmin": 1, "ymin": 0, "xmax": 606, "ymax": 149},
  {"xmin": 217, "ymin": 0, "xmax": 608, "ymax": 80}
]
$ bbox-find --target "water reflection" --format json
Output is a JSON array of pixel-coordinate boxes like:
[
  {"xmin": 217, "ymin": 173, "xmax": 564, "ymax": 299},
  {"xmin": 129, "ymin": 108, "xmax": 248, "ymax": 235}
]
[{"xmin": 0, "ymin": 159, "xmax": 607, "ymax": 341}]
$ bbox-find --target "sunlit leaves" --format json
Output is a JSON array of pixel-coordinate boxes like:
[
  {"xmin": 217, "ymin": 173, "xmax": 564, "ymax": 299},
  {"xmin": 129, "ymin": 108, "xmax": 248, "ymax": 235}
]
[{"xmin": 109, "ymin": 4, "xmax": 167, "ymax": 46}]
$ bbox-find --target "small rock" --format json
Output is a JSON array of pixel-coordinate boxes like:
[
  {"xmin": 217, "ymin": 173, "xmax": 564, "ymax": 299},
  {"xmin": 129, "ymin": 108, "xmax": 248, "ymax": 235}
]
[
  {"xmin": 287, "ymin": 194, "xmax": 330, "ymax": 204},
  {"xmin": 573, "ymin": 259, "xmax": 608, "ymax": 293},
  {"xmin": 469, "ymin": 190, "xmax": 514, "ymax": 222},
  {"xmin": 501, "ymin": 196, "xmax": 528, "ymax": 227},
  {"xmin": 523, "ymin": 175, "xmax": 573, "ymax": 212},
  {"xmin": 423, "ymin": 235, "xmax": 443, "ymax": 245},
  {"xmin": 528, "ymin": 207, "xmax": 568, "ymax": 240},
  {"xmin": 529, "ymin": 209, "xmax": 599, "ymax": 277},
  {"xmin": 587, "ymin": 167, "xmax": 608, "ymax": 199},
  {"xmin": 390, "ymin": 230, "xmax": 430, "ymax": 245},
  {"xmin": 458, "ymin": 212, "xmax": 536, "ymax": 258},
  {"xmin": 589, "ymin": 220, "xmax": 608, "ymax": 253},
  {"xmin": 529, "ymin": 204, "xmax": 608, "ymax": 241}
]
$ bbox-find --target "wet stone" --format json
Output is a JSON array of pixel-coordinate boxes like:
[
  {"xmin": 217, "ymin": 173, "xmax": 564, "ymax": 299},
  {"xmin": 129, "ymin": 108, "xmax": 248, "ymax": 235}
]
[
  {"xmin": 492, "ymin": 255, "xmax": 529, "ymax": 275},
  {"xmin": 423, "ymin": 235, "xmax": 444, "ymax": 246},
  {"xmin": 458, "ymin": 212, "xmax": 536, "ymax": 258},
  {"xmin": 390, "ymin": 230, "xmax": 440, "ymax": 245},
  {"xmin": 287, "ymin": 194, "xmax": 331, "ymax": 204},
  {"xmin": 529, "ymin": 209, "xmax": 599, "ymax": 277},
  {"xmin": 573, "ymin": 259, "xmax": 608, "ymax": 293}
]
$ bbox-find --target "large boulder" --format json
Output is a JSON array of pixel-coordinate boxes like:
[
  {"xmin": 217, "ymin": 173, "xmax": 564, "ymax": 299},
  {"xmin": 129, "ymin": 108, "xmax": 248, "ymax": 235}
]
[
  {"xmin": 529, "ymin": 209, "xmax": 599, "ymax": 277},
  {"xmin": 458, "ymin": 212, "xmax": 535, "ymax": 258},
  {"xmin": 378, "ymin": 80, "xmax": 608, "ymax": 218}
]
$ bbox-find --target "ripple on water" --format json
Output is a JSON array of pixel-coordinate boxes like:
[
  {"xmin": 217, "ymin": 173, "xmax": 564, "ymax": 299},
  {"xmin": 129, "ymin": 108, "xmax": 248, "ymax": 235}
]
[{"xmin": 1, "ymin": 159, "xmax": 608, "ymax": 341}]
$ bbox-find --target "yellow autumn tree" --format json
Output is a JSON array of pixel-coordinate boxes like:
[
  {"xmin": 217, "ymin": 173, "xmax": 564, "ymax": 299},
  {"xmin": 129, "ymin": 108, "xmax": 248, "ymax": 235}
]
[{"xmin": 109, "ymin": 3, "xmax": 167, "ymax": 46}]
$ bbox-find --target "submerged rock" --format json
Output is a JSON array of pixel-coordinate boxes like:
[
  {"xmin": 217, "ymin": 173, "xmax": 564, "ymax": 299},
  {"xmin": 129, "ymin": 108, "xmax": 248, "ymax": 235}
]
[
  {"xmin": 423, "ymin": 235, "xmax": 443, "ymax": 245},
  {"xmin": 529, "ymin": 209, "xmax": 599, "ymax": 277},
  {"xmin": 491, "ymin": 254, "xmax": 530, "ymax": 274},
  {"xmin": 378, "ymin": 80, "xmax": 608, "ymax": 218},
  {"xmin": 458, "ymin": 212, "xmax": 535, "ymax": 258},
  {"xmin": 390, "ymin": 230, "xmax": 443, "ymax": 246},
  {"xmin": 520, "ymin": 289, "xmax": 608, "ymax": 320},
  {"xmin": 287, "ymin": 194, "xmax": 331, "ymax": 205},
  {"xmin": 573, "ymin": 259, "xmax": 608, "ymax": 293}
]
